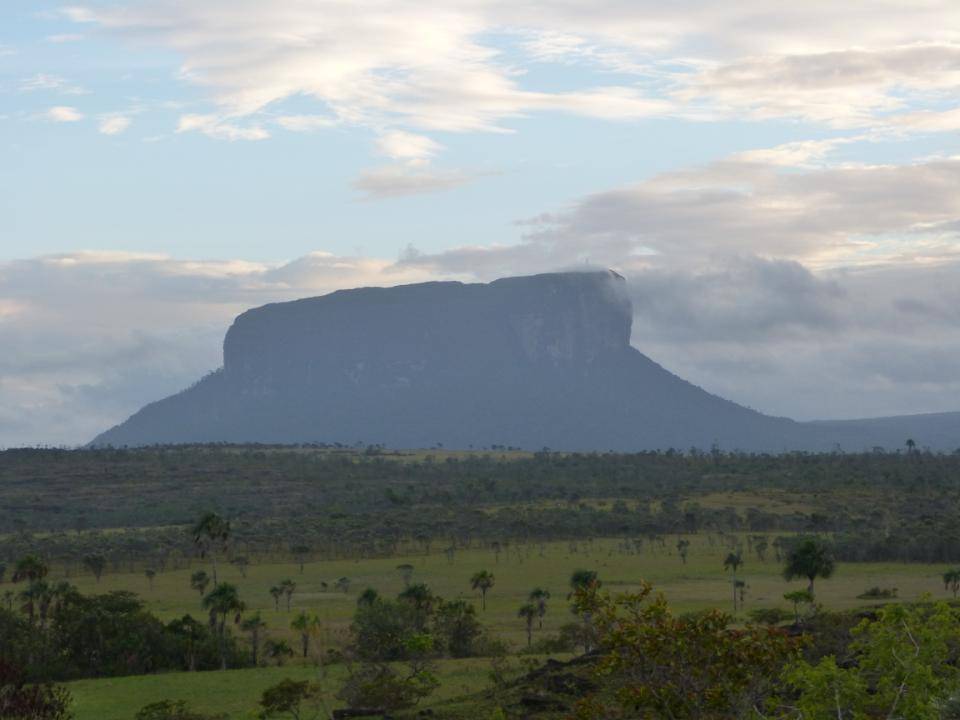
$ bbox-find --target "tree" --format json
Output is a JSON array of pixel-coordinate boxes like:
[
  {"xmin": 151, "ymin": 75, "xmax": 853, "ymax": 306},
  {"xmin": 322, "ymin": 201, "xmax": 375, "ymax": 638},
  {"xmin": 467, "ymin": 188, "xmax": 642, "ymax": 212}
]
[
  {"xmin": 396, "ymin": 563, "xmax": 415, "ymax": 587},
  {"xmin": 17, "ymin": 580, "xmax": 49, "ymax": 627},
  {"xmin": 11, "ymin": 555, "xmax": 48, "ymax": 584},
  {"xmin": 676, "ymin": 538, "xmax": 690, "ymax": 564},
  {"xmin": 570, "ymin": 581, "xmax": 799, "ymax": 719},
  {"xmin": 266, "ymin": 639, "xmax": 294, "ymax": 666},
  {"xmin": 357, "ymin": 588, "xmax": 379, "ymax": 607},
  {"xmin": 259, "ymin": 678, "xmax": 325, "ymax": 720},
  {"xmin": 529, "ymin": 587, "xmax": 551, "ymax": 630},
  {"xmin": 433, "ymin": 599, "xmax": 482, "ymax": 658},
  {"xmin": 723, "ymin": 551, "xmax": 743, "ymax": 612},
  {"xmin": 279, "ymin": 579, "xmax": 297, "ymax": 611},
  {"xmin": 782, "ymin": 537, "xmax": 835, "ymax": 598},
  {"xmin": 202, "ymin": 582, "xmax": 244, "ymax": 670},
  {"xmin": 398, "ymin": 583, "xmax": 435, "ymax": 631},
  {"xmin": 82, "ymin": 554, "xmax": 106, "ymax": 583},
  {"xmin": 569, "ymin": 569, "xmax": 599, "ymax": 595},
  {"xmin": 135, "ymin": 699, "xmax": 227, "ymax": 720},
  {"xmin": 943, "ymin": 568, "xmax": 960, "ymax": 598},
  {"xmin": 190, "ymin": 570, "xmax": 210, "ymax": 598},
  {"xmin": 518, "ymin": 603, "xmax": 537, "ymax": 647},
  {"xmin": 290, "ymin": 545, "xmax": 310, "ymax": 574},
  {"xmin": 231, "ymin": 556, "xmax": 250, "ymax": 579},
  {"xmin": 166, "ymin": 615, "xmax": 206, "ymax": 672},
  {"xmin": 291, "ymin": 611, "xmax": 321, "ymax": 658},
  {"xmin": 783, "ymin": 589, "xmax": 814, "ymax": 625},
  {"xmin": 0, "ymin": 659, "xmax": 72, "ymax": 720},
  {"xmin": 193, "ymin": 512, "xmax": 230, "ymax": 586},
  {"xmin": 241, "ymin": 611, "xmax": 267, "ymax": 666},
  {"xmin": 470, "ymin": 570, "xmax": 495, "ymax": 610},
  {"xmin": 269, "ymin": 585, "xmax": 283, "ymax": 611},
  {"xmin": 754, "ymin": 539, "xmax": 769, "ymax": 563},
  {"xmin": 145, "ymin": 568, "xmax": 157, "ymax": 590},
  {"xmin": 784, "ymin": 600, "xmax": 960, "ymax": 719}
]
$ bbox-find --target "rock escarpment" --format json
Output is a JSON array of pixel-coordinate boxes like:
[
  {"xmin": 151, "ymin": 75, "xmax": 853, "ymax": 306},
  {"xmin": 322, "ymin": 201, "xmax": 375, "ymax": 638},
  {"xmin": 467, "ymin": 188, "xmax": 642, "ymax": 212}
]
[{"xmin": 92, "ymin": 270, "xmax": 960, "ymax": 451}]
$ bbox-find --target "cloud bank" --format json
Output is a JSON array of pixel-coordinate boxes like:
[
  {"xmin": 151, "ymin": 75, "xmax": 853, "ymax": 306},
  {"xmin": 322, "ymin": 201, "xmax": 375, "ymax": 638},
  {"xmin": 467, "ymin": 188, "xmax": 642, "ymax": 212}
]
[{"xmin": 5, "ymin": 146, "xmax": 960, "ymax": 446}]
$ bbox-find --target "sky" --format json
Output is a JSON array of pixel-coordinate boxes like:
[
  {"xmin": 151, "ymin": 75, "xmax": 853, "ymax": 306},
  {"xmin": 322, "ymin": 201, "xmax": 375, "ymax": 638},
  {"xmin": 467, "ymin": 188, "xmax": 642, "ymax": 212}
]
[{"xmin": 2, "ymin": 1, "xmax": 960, "ymax": 446}]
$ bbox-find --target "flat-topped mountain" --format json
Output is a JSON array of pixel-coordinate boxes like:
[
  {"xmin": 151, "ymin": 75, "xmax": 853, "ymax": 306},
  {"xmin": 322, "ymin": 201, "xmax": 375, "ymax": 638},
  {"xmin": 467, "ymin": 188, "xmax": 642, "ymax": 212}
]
[{"xmin": 92, "ymin": 270, "xmax": 960, "ymax": 452}]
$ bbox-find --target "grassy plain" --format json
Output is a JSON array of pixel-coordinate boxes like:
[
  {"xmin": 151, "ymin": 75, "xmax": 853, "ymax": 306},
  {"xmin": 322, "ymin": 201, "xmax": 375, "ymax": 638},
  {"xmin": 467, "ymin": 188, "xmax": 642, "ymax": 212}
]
[
  {"xmin": 66, "ymin": 659, "xmax": 507, "ymax": 720},
  {"xmin": 56, "ymin": 532, "xmax": 956, "ymax": 719}
]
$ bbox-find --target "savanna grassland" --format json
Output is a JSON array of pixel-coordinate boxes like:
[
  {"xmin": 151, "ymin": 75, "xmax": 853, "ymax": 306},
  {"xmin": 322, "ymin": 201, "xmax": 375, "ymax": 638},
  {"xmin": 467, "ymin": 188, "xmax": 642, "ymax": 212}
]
[{"xmin": 4, "ymin": 445, "xmax": 960, "ymax": 719}]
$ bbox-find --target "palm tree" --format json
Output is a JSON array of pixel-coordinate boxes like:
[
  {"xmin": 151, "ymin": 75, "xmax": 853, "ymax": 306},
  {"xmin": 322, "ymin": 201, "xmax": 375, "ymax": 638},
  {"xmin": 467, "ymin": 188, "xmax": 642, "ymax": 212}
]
[
  {"xmin": 193, "ymin": 512, "xmax": 230, "ymax": 586},
  {"xmin": 528, "ymin": 588, "xmax": 550, "ymax": 630},
  {"xmin": 279, "ymin": 579, "xmax": 297, "ymax": 610},
  {"xmin": 784, "ymin": 589, "xmax": 813, "ymax": 625},
  {"xmin": 231, "ymin": 556, "xmax": 250, "ymax": 578},
  {"xmin": 83, "ymin": 554, "xmax": 106, "ymax": 583},
  {"xmin": 782, "ymin": 538, "xmax": 835, "ymax": 599},
  {"xmin": 202, "ymin": 582, "xmax": 244, "ymax": 669},
  {"xmin": 568, "ymin": 569, "xmax": 599, "ymax": 598},
  {"xmin": 18, "ymin": 580, "xmax": 48, "ymax": 627},
  {"xmin": 12, "ymin": 555, "xmax": 48, "ymax": 584},
  {"xmin": 518, "ymin": 603, "xmax": 537, "ymax": 647},
  {"xmin": 269, "ymin": 585, "xmax": 283, "ymax": 611},
  {"xmin": 290, "ymin": 545, "xmax": 311, "ymax": 574},
  {"xmin": 396, "ymin": 563, "xmax": 415, "ymax": 587},
  {"xmin": 723, "ymin": 551, "xmax": 743, "ymax": 611},
  {"xmin": 190, "ymin": 570, "xmax": 210, "ymax": 598},
  {"xmin": 357, "ymin": 587, "xmax": 379, "ymax": 607},
  {"xmin": 399, "ymin": 583, "xmax": 435, "ymax": 631},
  {"xmin": 240, "ymin": 611, "xmax": 267, "ymax": 666},
  {"xmin": 291, "ymin": 611, "xmax": 320, "ymax": 658},
  {"xmin": 470, "ymin": 570, "xmax": 495, "ymax": 610},
  {"xmin": 943, "ymin": 569, "xmax": 960, "ymax": 598}
]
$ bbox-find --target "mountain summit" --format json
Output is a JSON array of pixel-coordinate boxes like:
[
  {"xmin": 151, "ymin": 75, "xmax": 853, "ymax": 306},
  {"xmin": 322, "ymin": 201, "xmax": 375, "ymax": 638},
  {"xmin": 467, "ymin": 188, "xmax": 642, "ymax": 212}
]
[{"xmin": 92, "ymin": 271, "xmax": 960, "ymax": 451}]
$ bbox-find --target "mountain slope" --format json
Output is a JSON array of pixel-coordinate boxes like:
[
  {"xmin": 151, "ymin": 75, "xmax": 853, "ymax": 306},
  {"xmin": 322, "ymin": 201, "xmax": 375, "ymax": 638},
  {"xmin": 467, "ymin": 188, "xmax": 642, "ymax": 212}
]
[{"xmin": 92, "ymin": 271, "xmax": 960, "ymax": 452}]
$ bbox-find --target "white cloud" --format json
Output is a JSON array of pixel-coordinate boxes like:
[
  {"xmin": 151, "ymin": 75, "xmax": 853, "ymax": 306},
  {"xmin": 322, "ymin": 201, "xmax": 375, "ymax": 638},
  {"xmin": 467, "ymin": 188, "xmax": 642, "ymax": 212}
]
[
  {"xmin": 46, "ymin": 34, "xmax": 83, "ymax": 43},
  {"xmin": 61, "ymin": 0, "xmax": 960, "ymax": 149},
  {"xmin": 43, "ymin": 106, "xmax": 84, "ymax": 122},
  {"xmin": 376, "ymin": 131, "xmax": 443, "ymax": 164},
  {"xmin": 20, "ymin": 73, "xmax": 87, "ymax": 96},
  {"xmin": 99, "ymin": 115, "xmax": 132, "ymax": 135},
  {"xmin": 176, "ymin": 114, "xmax": 269, "ymax": 141},
  {"xmin": 0, "ymin": 44, "xmax": 15, "ymax": 57},
  {"xmin": 275, "ymin": 114, "xmax": 336, "ymax": 132},
  {"xmin": 353, "ymin": 165, "xmax": 474, "ymax": 199},
  {"xmin": 0, "ymin": 250, "xmax": 439, "ymax": 446}
]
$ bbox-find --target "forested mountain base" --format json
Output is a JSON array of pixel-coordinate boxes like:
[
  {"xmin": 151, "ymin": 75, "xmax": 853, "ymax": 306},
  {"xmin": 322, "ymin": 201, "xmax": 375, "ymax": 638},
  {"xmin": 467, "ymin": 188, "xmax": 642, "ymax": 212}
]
[{"xmin": 2, "ymin": 445, "xmax": 959, "ymax": 568}]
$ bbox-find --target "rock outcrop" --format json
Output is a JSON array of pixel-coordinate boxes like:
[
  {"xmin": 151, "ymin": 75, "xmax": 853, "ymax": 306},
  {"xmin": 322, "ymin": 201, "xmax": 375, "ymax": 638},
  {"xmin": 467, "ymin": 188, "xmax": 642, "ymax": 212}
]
[{"xmin": 92, "ymin": 270, "xmax": 960, "ymax": 452}]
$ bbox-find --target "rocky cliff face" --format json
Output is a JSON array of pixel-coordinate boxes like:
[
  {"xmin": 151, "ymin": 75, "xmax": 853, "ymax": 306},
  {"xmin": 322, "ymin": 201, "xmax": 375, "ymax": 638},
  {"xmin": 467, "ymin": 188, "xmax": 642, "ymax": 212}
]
[
  {"xmin": 220, "ymin": 271, "xmax": 632, "ymax": 399},
  {"xmin": 92, "ymin": 270, "xmax": 960, "ymax": 451}
]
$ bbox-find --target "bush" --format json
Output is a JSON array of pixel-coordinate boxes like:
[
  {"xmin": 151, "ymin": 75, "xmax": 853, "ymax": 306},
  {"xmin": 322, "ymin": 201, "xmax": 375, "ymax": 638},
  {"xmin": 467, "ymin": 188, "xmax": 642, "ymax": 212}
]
[
  {"xmin": 856, "ymin": 586, "xmax": 897, "ymax": 600},
  {"xmin": 748, "ymin": 608, "xmax": 792, "ymax": 625},
  {"xmin": 135, "ymin": 700, "xmax": 227, "ymax": 720},
  {"xmin": 336, "ymin": 663, "xmax": 438, "ymax": 712},
  {"xmin": 520, "ymin": 632, "xmax": 576, "ymax": 654},
  {"xmin": 0, "ymin": 660, "xmax": 72, "ymax": 720}
]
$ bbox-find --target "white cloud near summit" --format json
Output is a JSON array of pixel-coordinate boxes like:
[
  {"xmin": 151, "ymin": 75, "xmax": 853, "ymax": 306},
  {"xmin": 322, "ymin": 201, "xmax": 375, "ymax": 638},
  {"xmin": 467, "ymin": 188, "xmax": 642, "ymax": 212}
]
[{"xmin": 62, "ymin": 2, "xmax": 960, "ymax": 133}]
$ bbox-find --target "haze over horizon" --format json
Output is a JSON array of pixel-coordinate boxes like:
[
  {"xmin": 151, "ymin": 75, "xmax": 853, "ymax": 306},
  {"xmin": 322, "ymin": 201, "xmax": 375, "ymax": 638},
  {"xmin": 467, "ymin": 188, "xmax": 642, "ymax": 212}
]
[{"xmin": 3, "ymin": 1, "xmax": 960, "ymax": 446}]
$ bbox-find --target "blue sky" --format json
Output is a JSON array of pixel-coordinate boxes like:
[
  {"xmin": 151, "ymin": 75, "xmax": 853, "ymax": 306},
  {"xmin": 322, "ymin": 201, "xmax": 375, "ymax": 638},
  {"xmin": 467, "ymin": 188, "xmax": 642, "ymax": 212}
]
[{"xmin": 2, "ymin": 1, "xmax": 960, "ymax": 445}]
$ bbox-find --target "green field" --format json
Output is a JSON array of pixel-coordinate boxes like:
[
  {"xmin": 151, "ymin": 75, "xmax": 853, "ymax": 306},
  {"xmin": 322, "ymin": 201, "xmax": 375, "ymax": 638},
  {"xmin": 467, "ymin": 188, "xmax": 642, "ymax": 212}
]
[
  {"xmin": 54, "ymin": 534, "xmax": 954, "ymax": 718},
  {"xmin": 60, "ymin": 536, "xmax": 949, "ymax": 640},
  {"xmin": 67, "ymin": 659, "xmax": 508, "ymax": 720}
]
